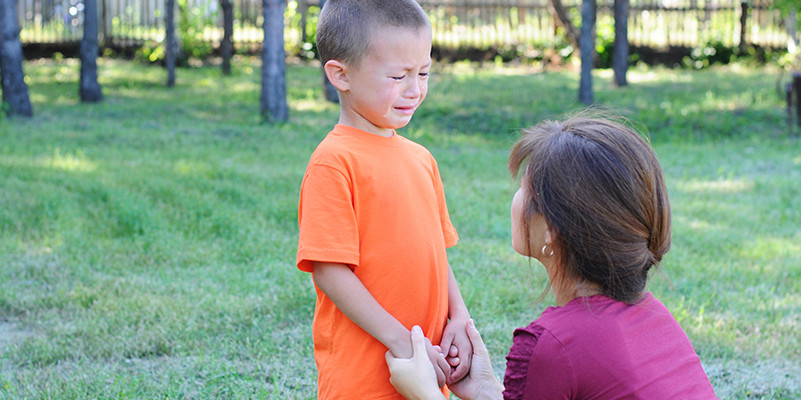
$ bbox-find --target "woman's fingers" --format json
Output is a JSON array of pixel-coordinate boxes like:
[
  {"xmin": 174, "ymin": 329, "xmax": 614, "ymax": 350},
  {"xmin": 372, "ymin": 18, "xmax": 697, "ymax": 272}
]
[{"xmin": 466, "ymin": 319, "xmax": 489, "ymax": 356}]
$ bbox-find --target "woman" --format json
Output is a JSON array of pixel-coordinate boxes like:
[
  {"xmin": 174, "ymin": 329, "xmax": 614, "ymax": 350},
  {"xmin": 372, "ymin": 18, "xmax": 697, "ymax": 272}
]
[{"xmin": 385, "ymin": 115, "xmax": 717, "ymax": 400}]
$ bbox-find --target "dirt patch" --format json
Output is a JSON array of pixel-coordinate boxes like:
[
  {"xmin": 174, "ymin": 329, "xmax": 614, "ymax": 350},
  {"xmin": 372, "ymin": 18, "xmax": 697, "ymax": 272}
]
[
  {"xmin": 0, "ymin": 320, "xmax": 34, "ymax": 353},
  {"xmin": 705, "ymin": 358, "xmax": 801, "ymax": 398}
]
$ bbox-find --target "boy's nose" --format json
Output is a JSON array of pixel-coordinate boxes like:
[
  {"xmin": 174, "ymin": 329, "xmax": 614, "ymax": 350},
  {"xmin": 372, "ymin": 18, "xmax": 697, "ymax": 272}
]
[{"xmin": 403, "ymin": 78, "xmax": 424, "ymax": 98}]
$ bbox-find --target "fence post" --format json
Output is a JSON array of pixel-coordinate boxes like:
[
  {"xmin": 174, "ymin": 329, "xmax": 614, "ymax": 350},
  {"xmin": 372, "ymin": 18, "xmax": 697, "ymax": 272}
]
[
  {"xmin": 100, "ymin": 0, "xmax": 107, "ymax": 47},
  {"xmin": 739, "ymin": 0, "xmax": 748, "ymax": 52},
  {"xmin": 166, "ymin": 0, "xmax": 176, "ymax": 87}
]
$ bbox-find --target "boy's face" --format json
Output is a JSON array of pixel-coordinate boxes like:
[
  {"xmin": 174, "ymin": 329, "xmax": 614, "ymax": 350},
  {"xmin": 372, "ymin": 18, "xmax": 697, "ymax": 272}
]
[{"xmin": 338, "ymin": 25, "xmax": 432, "ymax": 137}]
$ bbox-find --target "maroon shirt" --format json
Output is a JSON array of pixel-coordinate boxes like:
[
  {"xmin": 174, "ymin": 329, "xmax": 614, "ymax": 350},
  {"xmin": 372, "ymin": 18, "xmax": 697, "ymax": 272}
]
[{"xmin": 503, "ymin": 293, "xmax": 717, "ymax": 400}]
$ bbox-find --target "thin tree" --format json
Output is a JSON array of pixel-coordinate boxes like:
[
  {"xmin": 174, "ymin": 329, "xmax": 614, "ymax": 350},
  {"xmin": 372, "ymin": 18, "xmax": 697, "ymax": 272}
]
[
  {"xmin": 220, "ymin": 0, "xmax": 234, "ymax": 75},
  {"xmin": 165, "ymin": 0, "xmax": 177, "ymax": 87},
  {"xmin": 612, "ymin": 0, "xmax": 629, "ymax": 87},
  {"xmin": 579, "ymin": 0, "xmax": 596, "ymax": 105},
  {"xmin": 548, "ymin": 0, "xmax": 580, "ymax": 50},
  {"xmin": 80, "ymin": 0, "xmax": 103, "ymax": 102},
  {"xmin": 261, "ymin": 0, "xmax": 288, "ymax": 122},
  {"xmin": 0, "ymin": 0, "xmax": 33, "ymax": 116},
  {"xmin": 318, "ymin": 0, "xmax": 338, "ymax": 103}
]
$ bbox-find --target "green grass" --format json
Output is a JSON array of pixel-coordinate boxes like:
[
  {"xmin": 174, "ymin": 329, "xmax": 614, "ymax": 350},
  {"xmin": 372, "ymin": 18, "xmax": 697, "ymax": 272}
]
[{"xmin": 1, "ymin": 57, "xmax": 799, "ymax": 399}]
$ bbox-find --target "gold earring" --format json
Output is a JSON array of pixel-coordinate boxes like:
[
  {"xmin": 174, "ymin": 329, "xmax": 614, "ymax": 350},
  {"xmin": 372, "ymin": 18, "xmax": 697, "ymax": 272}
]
[{"xmin": 542, "ymin": 243, "xmax": 554, "ymax": 257}]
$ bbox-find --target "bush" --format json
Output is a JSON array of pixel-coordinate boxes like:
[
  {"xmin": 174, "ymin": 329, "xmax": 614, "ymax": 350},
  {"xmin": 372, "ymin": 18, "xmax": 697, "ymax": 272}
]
[
  {"xmin": 682, "ymin": 40, "xmax": 737, "ymax": 69},
  {"xmin": 286, "ymin": 3, "xmax": 321, "ymax": 61},
  {"xmin": 177, "ymin": 0, "xmax": 214, "ymax": 61},
  {"xmin": 596, "ymin": 21, "xmax": 615, "ymax": 69}
]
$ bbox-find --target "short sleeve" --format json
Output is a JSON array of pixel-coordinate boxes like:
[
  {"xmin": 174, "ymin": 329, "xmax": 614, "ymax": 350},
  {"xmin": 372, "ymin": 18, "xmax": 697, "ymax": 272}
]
[
  {"xmin": 430, "ymin": 157, "xmax": 458, "ymax": 247},
  {"xmin": 521, "ymin": 330, "xmax": 575, "ymax": 400},
  {"xmin": 296, "ymin": 163, "xmax": 360, "ymax": 272}
]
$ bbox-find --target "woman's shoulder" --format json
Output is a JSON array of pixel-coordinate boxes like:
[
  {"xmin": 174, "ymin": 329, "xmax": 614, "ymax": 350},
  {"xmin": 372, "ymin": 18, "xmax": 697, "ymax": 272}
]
[
  {"xmin": 531, "ymin": 293, "xmax": 671, "ymax": 337},
  {"xmin": 510, "ymin": 293, "xmax": 672, "ymax": 351}
]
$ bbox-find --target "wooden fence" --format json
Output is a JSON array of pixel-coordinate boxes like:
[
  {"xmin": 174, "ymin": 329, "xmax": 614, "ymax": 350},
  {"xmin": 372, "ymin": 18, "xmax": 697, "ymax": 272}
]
[{"xmin": 18, "ymin": 0, "xmax": 791, "ymax": 53}]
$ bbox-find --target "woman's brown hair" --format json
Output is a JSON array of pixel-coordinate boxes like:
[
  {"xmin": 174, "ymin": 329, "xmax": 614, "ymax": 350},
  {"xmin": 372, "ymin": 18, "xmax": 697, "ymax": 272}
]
[{"xmin": 508, "ymin": 113, "xmax": 671, "ymax": 304}]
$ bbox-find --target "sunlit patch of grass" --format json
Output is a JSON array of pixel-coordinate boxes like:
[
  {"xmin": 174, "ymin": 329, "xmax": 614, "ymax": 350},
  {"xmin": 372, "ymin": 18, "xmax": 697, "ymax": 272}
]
[
  {"xmin": 675, "ymin": 177, "xmax": 755, "ymax": 194},
  {"xmin": 37, "ymin": 148, "xmax": 98, "ymax": 172},
  {"xmin": 737, "ymin": 235, "xmax": 801, "ymax": 261}
]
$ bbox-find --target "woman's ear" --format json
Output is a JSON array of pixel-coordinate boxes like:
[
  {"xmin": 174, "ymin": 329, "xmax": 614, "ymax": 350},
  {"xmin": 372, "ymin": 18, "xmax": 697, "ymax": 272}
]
[
  {"xmin": 324, "ymin": 60, "xmax": 349, "ymax": 92},
  {"xmin": 544, "ymin": 226, "xmax": 553, "ymax": 245},
  {"xmin": 542, "ymin": 224, "xmax": 557, "ymax": 257}
]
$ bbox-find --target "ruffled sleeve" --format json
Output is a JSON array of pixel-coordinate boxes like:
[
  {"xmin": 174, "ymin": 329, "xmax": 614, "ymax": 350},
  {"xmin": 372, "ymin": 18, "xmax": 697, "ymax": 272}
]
[
  {"xmin": 502, "ymin": 324, "xmax": 546, "ymax": 400},
  {"xmin": 503, "ymin": 322, "xmax": 577, "ymax": 400}
]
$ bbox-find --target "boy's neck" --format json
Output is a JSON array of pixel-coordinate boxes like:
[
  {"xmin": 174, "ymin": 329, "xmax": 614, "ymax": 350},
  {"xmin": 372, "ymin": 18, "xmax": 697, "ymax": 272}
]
[{"xmin": 337, "ymin": 114, "xmax": 395, "ymax": 138}]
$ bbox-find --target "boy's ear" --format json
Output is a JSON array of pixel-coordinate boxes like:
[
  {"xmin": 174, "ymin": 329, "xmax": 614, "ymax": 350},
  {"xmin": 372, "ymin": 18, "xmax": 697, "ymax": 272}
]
[{"xmin": 324, "ymin": 60, "xmax": 349, "ymax": 91}]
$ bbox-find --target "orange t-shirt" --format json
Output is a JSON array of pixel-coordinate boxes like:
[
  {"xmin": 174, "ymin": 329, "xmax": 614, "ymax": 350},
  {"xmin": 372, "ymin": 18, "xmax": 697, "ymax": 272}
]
[{"xmin": 297, "ymin": 125, "xmax": 459, "ymax": 399}]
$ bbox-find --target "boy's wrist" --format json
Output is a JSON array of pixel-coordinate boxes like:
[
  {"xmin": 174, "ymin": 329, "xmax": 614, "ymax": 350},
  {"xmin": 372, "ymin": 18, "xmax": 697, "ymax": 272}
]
[
  {"xmin": 449, "ymin": 307, "xmax": 470, "ymax": 322},
  {"xmin": 385, "ymin": 327, "xmax": 413, "ymax": 359}
]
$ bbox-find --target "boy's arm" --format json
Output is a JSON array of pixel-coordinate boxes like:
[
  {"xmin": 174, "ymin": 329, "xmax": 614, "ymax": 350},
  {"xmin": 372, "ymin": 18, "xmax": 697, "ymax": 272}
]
[
  {"xmin": 440, "ymin": 263, "xmax": 473, "ymax": 383},
  {"xmin": 446, "ymin": 263, "xmax": 471, "ymax": 323},
  {"xmin": 313, "ymin": 262, "xmax": 412, "ymax": 356},
  {"xmin": 312, "ymin": 261, "xmax": 450, "ymax": 385}
]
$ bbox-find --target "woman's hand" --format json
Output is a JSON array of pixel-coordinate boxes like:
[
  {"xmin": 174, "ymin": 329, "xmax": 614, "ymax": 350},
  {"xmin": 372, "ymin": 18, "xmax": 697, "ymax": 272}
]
[
  {"xmin": 447, "ymin": 319, "xmax": 504, "ymax": 400},
  {"xmin": 385, "ymin": 326, "xmax": 448, "ymax": 400}
]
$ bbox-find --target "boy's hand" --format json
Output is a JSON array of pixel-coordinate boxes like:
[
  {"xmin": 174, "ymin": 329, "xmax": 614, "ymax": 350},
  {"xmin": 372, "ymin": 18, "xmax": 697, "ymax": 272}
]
[
  {"xmin": 424, "ymin": 335, "xmax": 450, "ymax": 387},
  {"xmin": 439, "ymin": 318, "xmax": 473, "ymax": 383},
  {"xmin": 447, "ymin": 319, "xmax": 503, "ymax": 400}
]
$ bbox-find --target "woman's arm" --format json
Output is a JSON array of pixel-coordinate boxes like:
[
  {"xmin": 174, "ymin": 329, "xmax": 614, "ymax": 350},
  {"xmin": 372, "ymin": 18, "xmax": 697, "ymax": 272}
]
[{"xmin": 386, "ymin": 326, "xmax": 449, "ymax": 400}]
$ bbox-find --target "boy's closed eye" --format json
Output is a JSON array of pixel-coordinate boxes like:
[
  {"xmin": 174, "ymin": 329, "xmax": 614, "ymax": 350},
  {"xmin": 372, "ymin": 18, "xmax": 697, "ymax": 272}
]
[{"xmin": 390, "ymin": 72, "xmax": 429, "ymax": 81}]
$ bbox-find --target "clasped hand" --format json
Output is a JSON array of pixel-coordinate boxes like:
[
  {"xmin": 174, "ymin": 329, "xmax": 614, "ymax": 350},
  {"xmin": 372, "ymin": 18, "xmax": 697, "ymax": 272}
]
[{"xmin": 386, "ymin": 321, "xmax": 501, "ymax": 400}]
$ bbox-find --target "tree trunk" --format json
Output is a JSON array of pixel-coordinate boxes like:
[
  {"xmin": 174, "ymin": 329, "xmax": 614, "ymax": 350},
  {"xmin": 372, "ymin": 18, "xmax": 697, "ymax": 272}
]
[
  {"xmin": 0, "ymin": 0, "xmax": 33, "ymax": 116},
  {"xmin": 548, "ymin": 0, "xmax": 580, "ymax": 50},
  {"xmin": 80, "ymin": 0, "xmax": 103, "ymax": 102},
  {"xmin": 323, "ymin": 72, "xmax": 339, "ymax": 103},
  {"xmin": 579, "ymin": 0, "xmax": 596, "ymax": 105},
  {"xmin": 612, "ymin": 0, "xmax": 629, "ymax": 87},
  {"xmin": 220, "ymin": 0, "xmax": 234, "ymax": 75},
  {"xmin": 794, "ymin": 73, "xmax": 801, "ymax": 130},
  {"xmin": 261, "ymin": 0, "xmax": 288, "ymax": 122},
  {"xmin": 319, "ymin": 0, "xmax": 338, "ymax": 103},
  {"xmin": 165, "ymin": 0, "xmax": 177, "ymax": 87}
]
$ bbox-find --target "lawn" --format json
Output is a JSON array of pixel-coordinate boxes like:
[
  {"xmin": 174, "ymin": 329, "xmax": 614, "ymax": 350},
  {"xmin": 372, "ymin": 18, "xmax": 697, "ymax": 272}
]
[{"xmin": 1, "ymin": 57, "xmax": 799, "ymax": 399}]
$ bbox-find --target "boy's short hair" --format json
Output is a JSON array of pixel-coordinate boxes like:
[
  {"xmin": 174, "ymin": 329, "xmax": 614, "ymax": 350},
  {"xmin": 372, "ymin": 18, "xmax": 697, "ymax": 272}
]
[{"xmin": 317, "ymin": 0, "xmax": 431, "ymax": 66}]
